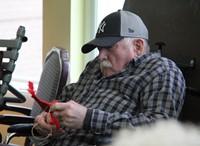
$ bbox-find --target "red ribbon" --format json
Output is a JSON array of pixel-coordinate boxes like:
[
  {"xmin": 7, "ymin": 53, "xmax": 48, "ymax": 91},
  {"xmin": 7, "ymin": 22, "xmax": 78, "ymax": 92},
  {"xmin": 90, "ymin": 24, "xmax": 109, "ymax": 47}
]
[{"xmin": 28, "ymin": 81, "xmax": 60, "ymax": 129}]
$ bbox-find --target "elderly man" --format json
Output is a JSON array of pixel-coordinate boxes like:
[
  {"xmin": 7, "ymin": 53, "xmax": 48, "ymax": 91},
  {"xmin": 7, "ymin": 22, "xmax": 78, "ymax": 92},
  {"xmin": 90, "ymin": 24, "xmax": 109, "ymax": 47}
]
[{"xmin": 34, "ymin": 10, "xmax": 185, "ymax": 146}]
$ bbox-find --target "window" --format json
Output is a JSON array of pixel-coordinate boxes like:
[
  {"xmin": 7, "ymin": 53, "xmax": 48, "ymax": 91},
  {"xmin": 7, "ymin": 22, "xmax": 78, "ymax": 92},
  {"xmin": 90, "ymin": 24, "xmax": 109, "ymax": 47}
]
[
  {"xmin": 97, "ymin": 0, "xmax": 125, "ymax": 24},
  {"xmin": 0, "ymin": 0, "xmax": 42, "ymax": 91},
  {"xmin": 87, "ymin": 0, "xmax": 125, "ymax": 58}
]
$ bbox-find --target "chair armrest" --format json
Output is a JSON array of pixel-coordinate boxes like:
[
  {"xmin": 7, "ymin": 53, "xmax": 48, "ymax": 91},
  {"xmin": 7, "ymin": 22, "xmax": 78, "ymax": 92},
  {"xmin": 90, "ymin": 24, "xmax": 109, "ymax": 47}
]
[
  {"xmin": 5, "ymin": 104, "xmax": 31, "ymax": 115},
  {"xmin": 7, "ymin": 123, "xmax": 40, "ymax": 136},
  {"xmin": 0, "ymin": 114, "xmax": 34, "ymax": 125}
]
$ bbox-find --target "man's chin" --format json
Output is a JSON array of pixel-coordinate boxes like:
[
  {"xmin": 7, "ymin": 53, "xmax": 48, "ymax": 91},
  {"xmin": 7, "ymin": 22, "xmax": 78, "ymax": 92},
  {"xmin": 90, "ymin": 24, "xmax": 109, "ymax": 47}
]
[{"xmin": 101, "ymin": 69, "xmax": 113, "ymax": 77}]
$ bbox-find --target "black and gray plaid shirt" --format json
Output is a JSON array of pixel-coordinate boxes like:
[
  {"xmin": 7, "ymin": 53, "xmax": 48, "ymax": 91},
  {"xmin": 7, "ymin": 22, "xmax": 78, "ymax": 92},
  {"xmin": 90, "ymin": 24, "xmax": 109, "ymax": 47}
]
[{"xmin": 46, "ymin": 52, "xmax": 185, "ymax": 146}]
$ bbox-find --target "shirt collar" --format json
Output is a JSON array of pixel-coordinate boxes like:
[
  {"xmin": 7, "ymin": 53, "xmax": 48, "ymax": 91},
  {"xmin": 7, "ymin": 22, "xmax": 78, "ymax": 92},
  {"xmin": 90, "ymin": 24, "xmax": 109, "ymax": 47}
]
[{"xmin": 126, "ymin": 52, "xmax": 161, "ymax": 69}]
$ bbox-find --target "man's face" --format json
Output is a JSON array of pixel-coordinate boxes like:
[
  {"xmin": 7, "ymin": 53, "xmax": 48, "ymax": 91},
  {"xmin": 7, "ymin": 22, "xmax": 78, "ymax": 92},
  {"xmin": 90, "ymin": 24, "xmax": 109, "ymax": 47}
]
[{"xmin": 98, "ymin": 39, "xmax": 138, "ymax": 77}]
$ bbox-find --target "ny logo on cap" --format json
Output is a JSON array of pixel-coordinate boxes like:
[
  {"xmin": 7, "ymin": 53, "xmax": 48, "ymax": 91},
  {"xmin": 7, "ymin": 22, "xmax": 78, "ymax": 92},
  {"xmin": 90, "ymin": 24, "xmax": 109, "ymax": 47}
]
[{"xmin": 98, "ymin": 21, "xmax": 106, "ymax": 34}]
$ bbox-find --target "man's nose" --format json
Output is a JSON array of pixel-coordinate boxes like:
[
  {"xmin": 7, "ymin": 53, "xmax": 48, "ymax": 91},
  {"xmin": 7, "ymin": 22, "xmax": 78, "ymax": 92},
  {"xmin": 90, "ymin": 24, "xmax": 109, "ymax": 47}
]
[{"xmin": 99, "ymin": 48, "xmax": 108, "ymax": 60}]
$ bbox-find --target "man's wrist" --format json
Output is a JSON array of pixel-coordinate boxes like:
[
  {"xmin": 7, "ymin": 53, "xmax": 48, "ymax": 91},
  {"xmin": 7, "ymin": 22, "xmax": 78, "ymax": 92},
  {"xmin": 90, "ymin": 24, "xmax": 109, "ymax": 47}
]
[{"xmin": 82, "ymin": 108, "xmax": 93, "ymax": 130}]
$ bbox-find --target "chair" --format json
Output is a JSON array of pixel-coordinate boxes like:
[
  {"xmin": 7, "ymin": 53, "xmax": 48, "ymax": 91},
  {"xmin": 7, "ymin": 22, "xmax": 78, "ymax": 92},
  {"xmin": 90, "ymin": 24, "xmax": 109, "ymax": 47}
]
[
  {"xmin": 178, "ymin": 87, "xmax": 200, "ymax": 124},
  {"xmin": 0, "ymin": 26, "xmax": 27, "ymax": 108},
  {"xmin": 0, "ymin": 26, "xmax": 27, "ymax": 144},
  {"xmin": 1, "ymin": 47, "xmax": 70, "ymax": 145}
]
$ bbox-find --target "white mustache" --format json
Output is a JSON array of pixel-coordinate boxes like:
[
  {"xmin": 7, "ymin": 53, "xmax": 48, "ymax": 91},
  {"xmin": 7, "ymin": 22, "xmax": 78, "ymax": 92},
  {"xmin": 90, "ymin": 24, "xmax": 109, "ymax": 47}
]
[{"xmin": 100, "ymin": 60, "xmax": 112, "ymax": 70}]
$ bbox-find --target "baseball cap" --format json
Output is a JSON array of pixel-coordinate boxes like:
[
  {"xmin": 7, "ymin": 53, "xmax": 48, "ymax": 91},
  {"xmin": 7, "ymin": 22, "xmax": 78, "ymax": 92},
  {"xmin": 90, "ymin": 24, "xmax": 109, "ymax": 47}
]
[{"xmin": 81, "ymin": 10, "xmax": 148, "ymax": 54}]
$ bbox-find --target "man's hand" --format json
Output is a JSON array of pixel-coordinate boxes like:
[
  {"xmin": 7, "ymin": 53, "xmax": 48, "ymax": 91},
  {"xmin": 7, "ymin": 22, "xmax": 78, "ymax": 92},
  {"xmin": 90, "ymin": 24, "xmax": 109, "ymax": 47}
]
[
  {"xmin": 34, "ymin": 112, "xmax": 58, "ymax": 136},
  {"xmin": 50, "ymin": 100, "xmax": 87, "ymax": 129}
]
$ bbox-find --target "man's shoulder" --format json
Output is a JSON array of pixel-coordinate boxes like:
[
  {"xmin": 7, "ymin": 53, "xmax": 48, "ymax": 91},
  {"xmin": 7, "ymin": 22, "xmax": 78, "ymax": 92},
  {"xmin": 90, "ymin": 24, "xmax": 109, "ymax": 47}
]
[{"xmin": 146, "ymin": 52, "xmax": 178, "ymax": 67}]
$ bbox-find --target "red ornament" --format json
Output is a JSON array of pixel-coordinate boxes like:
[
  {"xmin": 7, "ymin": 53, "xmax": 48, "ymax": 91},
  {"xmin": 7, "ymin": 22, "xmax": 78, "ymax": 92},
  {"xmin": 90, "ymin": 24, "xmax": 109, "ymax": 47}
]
[{"xmin": 28, "ymin": 81, "xmax": 60, "ymax": 129}]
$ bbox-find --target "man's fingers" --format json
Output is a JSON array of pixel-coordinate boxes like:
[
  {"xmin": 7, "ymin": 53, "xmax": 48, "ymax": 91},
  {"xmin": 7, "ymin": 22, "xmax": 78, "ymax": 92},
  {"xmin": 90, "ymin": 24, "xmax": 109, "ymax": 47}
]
[{"xmin": 50, "ymin": 102, "xmax": 66, "ymax": 112}]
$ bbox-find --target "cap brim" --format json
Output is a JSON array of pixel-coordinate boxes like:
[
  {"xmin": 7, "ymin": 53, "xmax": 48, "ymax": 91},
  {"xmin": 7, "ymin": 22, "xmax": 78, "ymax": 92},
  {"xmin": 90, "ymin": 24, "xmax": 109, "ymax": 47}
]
[{"xmin": 81, "ymin": 36, "xmax": 123, "ymax": 54}]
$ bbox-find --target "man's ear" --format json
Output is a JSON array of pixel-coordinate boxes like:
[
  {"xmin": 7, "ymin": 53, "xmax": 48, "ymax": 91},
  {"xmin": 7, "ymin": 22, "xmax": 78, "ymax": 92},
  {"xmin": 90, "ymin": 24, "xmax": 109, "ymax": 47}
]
[{"xmin": 133, "ymin": 39, "xmax": 144, "ymax": 56}]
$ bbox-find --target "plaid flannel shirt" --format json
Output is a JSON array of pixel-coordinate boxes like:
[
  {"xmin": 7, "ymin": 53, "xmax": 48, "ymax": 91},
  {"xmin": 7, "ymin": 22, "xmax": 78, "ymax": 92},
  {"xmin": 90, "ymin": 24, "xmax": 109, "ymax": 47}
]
[{"xmin": 45, "ymin": 52, "xmax": 185, "ymax": 146}]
